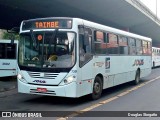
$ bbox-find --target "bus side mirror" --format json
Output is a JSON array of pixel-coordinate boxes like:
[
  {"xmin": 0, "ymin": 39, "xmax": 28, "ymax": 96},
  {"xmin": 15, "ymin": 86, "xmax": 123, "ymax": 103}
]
[{"xmin": 84, "ymin": 32, "xmax": 89, "ymax": 46}]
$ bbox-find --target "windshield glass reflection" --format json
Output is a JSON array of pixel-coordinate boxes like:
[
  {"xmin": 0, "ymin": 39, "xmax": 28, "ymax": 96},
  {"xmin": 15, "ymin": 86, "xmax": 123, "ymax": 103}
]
[{"xmin": 19, "ymin": 31, "xmax": 75, "ymax": 68}]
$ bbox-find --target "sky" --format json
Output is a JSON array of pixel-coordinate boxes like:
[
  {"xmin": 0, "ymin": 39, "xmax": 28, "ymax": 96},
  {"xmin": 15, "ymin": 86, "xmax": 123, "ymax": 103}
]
[{"xmin": 140, "ymin": 0, "xmax": 160, "ymax": 18}]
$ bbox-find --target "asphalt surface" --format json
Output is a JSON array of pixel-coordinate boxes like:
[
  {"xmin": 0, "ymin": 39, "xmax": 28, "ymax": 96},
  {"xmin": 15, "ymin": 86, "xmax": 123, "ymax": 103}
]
[
  {"xmin": 0, "ymin": 76, "xmax": 17, "ymax": 92},
  {"xmin": 1, "ymin": 67, "xmax": 160, "ymax": 120}
]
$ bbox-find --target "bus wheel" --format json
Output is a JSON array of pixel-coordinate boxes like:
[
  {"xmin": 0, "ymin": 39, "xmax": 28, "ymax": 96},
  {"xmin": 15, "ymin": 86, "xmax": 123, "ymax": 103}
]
[
  {"xmin": 91, "ymin": 76, "xmax": 103, "ymax": 100},
  {"xmin": 133, "ymin": 70, "xmax": 140, "ymax": 85}
]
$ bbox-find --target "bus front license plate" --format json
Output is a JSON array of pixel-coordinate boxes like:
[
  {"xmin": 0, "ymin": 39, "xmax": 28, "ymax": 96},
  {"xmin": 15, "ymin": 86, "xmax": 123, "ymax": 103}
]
[{"xmin": 37, "ymin": 88, "xmax": 47, "ymax": 92}]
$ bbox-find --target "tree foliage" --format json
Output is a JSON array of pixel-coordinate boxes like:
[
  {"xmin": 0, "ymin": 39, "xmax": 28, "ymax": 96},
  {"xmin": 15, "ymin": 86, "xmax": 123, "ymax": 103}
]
[{"xmin": 2, "ymin": 31, "xmax": 19, "ymax": 40}]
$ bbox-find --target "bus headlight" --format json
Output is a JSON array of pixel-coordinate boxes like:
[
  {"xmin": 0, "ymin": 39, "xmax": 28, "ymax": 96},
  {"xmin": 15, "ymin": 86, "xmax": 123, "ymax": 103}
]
[
  {"xmin": 17, "ymin": 73, "xmax": 27, "ymax": 83},
  {"xmin": 64, "ymin": 75, "xmax": 76, "ymax": 83},
  {"xmin": 17, "ymin": 73, "xmax": 23, "ymax": 79},
  {"xmin": 60, "ymin": 75, "xmax": 76, "ymax": 85}
]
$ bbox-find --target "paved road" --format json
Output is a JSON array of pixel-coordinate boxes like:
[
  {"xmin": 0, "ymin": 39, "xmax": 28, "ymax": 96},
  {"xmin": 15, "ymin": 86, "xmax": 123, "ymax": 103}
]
[
  {"xmin": 0, "ymin": 76, "xmax": 16, "ymax": 92},
  {"xmin": 1, "ymin": 68, "xmax": 160, "ymax": 120}
]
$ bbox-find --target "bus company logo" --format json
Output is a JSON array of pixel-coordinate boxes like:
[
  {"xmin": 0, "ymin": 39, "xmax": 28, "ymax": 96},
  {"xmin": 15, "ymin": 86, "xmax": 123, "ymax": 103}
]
[
  {"xmin": 132, "ymin": 59, "xmax": 144, "ymax": 66},
  {"xmin": 33, "ymin": 80, "xmax": 46, "ymax": 83},
  {"xmin": 95, "ymin": 62, "xmax": 104, "ymax": 67},
  {"xmin": 105, "ymin": 57, "xmax": 110, "ymax": 69},
  {"xmin": 2, "ymin": 63, "xmax": 10, "ymax": 65}
]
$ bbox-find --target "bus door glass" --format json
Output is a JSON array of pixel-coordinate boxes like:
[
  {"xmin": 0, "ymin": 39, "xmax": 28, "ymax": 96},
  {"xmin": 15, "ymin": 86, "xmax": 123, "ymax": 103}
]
[
  {"xmin": 79, "ymin": 27, "xmax": 92, "ymax": 67},
  {"xmin": 78, "ymin": 26, "xmax": 93, "ymax": 90}
]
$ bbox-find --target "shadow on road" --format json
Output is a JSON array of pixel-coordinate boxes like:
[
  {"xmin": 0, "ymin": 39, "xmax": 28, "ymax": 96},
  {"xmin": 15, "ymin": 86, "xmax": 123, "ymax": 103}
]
[{"xmin": 23, "ymin": 79, "xmax": 148, "ymax": 107}]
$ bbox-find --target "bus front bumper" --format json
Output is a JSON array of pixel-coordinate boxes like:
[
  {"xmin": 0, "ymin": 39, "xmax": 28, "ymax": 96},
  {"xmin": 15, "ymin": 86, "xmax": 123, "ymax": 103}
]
[{"xmin": 18, "ymin": 80, "xmax": 77, "ymax": 98}]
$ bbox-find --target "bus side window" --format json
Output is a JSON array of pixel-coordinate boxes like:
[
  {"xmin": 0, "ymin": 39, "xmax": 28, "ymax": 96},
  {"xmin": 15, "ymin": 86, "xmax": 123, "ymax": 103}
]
[
  {"xmin": 7, "ymin": 44, "xmax": 17, "ymax": 59},
  {"xmin": 0, "ymin": 43, "xmax": 5, "ymax": 58},
  {"xmin": 85, "ymin": 28, "xmax": 92, "ymax": 54},
  {"xmin": 79, "ymin": 27, "xmax": 93, "ymax": 67},
  {"xmin": 0, "ymin": 43, "xmax": 16, "ymax": 59},
  {"xmin": 107, "ymin": 33, "xmax": 118, "ymax": 54},
  {"xmin": 94, "ymin": 31, "xmax": 106, "ymax": 54},
  {"xmin": 118, "ymin": 35, "xmax": 128, "ymax": 55},
  {"xmin": 79, "ymin": 34, "xmax": 85, "ymax": 54},
  {"xmin": 147, "ymin": 42, "xmax": 151, "ymax": 55},
  {"xmin": 142, "ymin": 41, "xmax": 148, "ymax": 55},
  {"xmin": 128, "ymin": 38, "xmax": 136, "ymax": 55},
  {"xmin": 136, "ymin": 39, "xmax": 142, "ymax": 55}
]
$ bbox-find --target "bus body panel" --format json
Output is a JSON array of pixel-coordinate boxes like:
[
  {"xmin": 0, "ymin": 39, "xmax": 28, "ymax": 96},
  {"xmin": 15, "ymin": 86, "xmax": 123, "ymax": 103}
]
[
  {"xmin": 18, "ymin": 78, "xmax": 92, "ymax": 98},
  {"xmin": 0, "ymin": 70, "xmax": 17, "ymax": 77},
  {"xmin": 93, "ymin": 55, "xmax": 151, "ymax": 89},
  {"xmin": 152, "ymin": 47, "xmax": 160, "ymax": 67},
  {"xmin": 18, "ymin": 63, "xmax": 93, "ymax": 98},
  {"xmin": 18, "ymin": 80, "xmax": 76, "ymax": 97},
  {"xmin": 0, "ymin": 59, "xmax": 18, "ymax": 77},
  {"xmin": 18, "ymin": 17, "xmax": 152, "ymax": 98},
  {"xmin": 78, "ymin": 60, "xmax": 93, "ymax": 96}
]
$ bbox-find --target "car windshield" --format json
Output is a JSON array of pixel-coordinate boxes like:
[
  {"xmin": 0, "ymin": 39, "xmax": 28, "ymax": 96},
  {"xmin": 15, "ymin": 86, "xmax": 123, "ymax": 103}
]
[{"xmin": 19, "ymin": 31, "xmax": 75, "ymax": 68}]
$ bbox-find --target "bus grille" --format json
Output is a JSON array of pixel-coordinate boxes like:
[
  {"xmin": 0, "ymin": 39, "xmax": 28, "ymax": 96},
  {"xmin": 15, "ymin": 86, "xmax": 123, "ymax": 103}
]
[{"xmin": 28, "ymin": 72, "xmax": 59, "ymax": 79}]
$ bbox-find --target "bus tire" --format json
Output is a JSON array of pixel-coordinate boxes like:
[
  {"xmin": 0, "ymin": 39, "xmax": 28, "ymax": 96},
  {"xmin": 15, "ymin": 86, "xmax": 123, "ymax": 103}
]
[
  {"xmin": 133, "ymin": 70, "xmax": 140, "ymax": 85},
  {"xmin": 91, "ymin": 76, "xmax": 103, "ymax": 100}
]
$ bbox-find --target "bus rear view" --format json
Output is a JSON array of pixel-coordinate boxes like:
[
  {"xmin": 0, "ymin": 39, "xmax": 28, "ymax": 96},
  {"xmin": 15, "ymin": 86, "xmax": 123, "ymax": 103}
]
[{"xmin": 0, "ymin": 39, "xmax": 18, "ymax": 77}]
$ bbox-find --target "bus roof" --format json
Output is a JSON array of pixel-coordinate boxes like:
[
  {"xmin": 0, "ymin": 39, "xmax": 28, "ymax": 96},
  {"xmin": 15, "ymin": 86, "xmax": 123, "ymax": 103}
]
[
  {"xmin": 0, "ymin": 39, "xmax": 18, "ymax": 43},
  {"xmin": 75, "ymin": 18, "xmax": 152, "ymax": 42},
  {"xmin": 152, "ymin": 47, "xmax": 160, "ymax": 49},
  {"xmin": 21, "ymin": 17, "xmax": 152, "ymax": 42}
]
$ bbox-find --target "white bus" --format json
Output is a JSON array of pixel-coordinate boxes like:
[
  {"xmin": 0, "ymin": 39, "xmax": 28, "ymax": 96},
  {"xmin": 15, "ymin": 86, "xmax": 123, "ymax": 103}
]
[
  {"xmin": 152, "ymin": 47, "xmax": 160, "ymax": 68},
  {"xmin": 17, "ymin": 17, "xmax": 152, "ymax": 99},
  {"xmin": 0, "ymin": 39, "xmax": 18, "ymax": 77}
]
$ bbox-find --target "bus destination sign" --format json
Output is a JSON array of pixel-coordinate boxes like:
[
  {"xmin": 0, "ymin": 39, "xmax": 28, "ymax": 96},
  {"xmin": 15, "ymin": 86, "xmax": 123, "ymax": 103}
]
[
  {"xmin": 35, "ymin": 21, "xmax": 59, "ymax": 29},
  {"xmin": 22, "ymin": 19, "xmax": 72, "ymax": 30}
]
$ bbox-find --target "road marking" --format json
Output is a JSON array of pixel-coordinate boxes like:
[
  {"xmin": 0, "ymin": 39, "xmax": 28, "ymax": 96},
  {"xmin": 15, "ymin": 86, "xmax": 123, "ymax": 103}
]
[
  {"xmin": 80, "ymin": 103, "xmax": 102, "ymax": 111},
  {"xmin": 56, "ymin": 75, "xmax": 160, "ymax": 120},
  {"xmin": 99, "ymin": 96, "xmax": 118, "ymax": 104},
  {"xmin": 117, "ymin": 91, "xmax": 130, "ymax": 97}
]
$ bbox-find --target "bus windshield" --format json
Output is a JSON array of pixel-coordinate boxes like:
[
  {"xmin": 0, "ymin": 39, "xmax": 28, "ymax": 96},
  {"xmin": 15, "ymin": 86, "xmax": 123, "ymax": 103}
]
[{"xmin": 19, "ymin": 31, "xmax": 75, "ymax": 68}]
